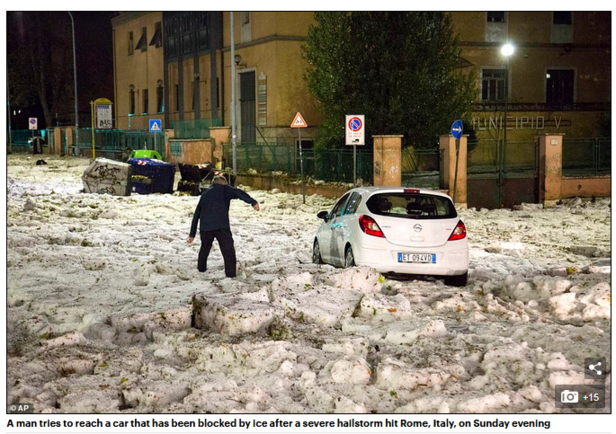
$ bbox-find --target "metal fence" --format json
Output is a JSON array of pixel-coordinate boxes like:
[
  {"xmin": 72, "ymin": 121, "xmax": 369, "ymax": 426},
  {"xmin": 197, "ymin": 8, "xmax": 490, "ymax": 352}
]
[
  {"xmin": 222, "ymin": 142, "xmax": 373, "ymax": 183},
  {"xmin": 467, "ymin": 139, "xmax": 539, "ymax": 179},
  {"xmin": 401, "ymin": 147, "xmax": 440, "ymax": 189},
  {"xmin": 563, "ymin": 138, "xmax": 611, "ymax": 177},
  {"xmin": 74, "ymin": 128, "xmax": 165, "ymax": 155},
  {"xmin": 171, "ymin": 118, "xmax": 223, "ymax": 140},
  {"xmin": 8, "ymin": 129, "xmax": 49, "ymax": 152}
]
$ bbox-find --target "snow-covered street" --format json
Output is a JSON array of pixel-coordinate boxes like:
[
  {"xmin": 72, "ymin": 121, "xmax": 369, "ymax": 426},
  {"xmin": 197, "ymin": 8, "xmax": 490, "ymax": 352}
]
[{"xmin": 6, "ymin": 154, "xmax": 611, "ymax": 413}]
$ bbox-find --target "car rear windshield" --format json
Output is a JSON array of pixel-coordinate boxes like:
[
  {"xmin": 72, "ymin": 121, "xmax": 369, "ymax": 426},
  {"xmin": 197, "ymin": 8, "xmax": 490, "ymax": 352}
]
[{"xmin": 366, "ymin": 193, "xmax": 457, "ymax": 219}]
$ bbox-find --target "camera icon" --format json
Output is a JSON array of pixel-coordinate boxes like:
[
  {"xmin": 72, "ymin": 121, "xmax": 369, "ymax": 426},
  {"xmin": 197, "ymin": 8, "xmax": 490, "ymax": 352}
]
[{"xmin": 561, "ymin": 390, "xmax": 579, "ymax": 403}]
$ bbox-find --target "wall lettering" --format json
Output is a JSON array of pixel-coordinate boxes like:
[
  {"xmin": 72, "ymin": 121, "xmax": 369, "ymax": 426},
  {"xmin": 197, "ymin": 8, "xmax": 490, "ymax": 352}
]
[{"xmin": 470, "ymin": 115, "xmax": 567, "ymax": 131}]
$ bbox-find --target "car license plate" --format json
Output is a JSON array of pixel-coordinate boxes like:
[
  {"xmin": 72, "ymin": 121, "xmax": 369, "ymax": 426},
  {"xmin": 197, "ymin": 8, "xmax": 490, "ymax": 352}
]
[{"xmin": 398, "ymin": 253, "xmax": 436, "ymax": 263}]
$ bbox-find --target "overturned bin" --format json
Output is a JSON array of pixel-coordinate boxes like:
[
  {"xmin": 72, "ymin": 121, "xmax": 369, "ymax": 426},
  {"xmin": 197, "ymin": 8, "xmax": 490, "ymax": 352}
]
[
  {"xmin": 82, "ymin": 158, "xmax": 132, "ymax": 196},
  {"xmin": 128, "ymin": 158, "xmax": 176, "ymax": 194}
]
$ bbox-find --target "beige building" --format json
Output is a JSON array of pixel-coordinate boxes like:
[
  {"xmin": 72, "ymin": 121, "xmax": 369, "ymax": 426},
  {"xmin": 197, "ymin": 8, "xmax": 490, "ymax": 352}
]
[{"xmin": 112, "ymin": 12, "xmax": 610, "ymax": 143}]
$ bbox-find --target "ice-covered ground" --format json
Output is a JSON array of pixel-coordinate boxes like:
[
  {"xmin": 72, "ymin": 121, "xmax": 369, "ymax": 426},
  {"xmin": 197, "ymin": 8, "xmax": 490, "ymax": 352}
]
[{"xmin": 5, "ymin": 154, "xmax": 611, "ymax": 413}]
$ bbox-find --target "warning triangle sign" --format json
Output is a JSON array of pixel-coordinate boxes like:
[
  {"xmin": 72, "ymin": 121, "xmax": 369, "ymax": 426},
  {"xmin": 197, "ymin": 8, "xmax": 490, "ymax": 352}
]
[
  {"xmin": 290, "ymin": 112, "xmax": 308, "ymax": 128},
  {"xmin": 151, "ymin": 122, "xmax": 161, "ymax": 132}
]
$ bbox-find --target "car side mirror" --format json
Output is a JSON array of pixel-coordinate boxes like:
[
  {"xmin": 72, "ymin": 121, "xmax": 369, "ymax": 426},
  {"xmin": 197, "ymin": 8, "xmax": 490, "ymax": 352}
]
[{"xmin": 317, "ymin": 211, "xmax": 328, "ymax": 221}]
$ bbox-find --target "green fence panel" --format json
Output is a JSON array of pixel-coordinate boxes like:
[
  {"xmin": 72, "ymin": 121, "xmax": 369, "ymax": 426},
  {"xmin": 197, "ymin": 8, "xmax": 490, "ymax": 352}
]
[
  {"xmin": 563, "ymin": 138, "xmax": 611, "ymax": 177},
  {"xmin": 171, "ymin": 118, "xmax": 223, "ymax": 139},
  {"xmin": 221, "ymin": 143, "xmax": 373, "ymax": 183}
]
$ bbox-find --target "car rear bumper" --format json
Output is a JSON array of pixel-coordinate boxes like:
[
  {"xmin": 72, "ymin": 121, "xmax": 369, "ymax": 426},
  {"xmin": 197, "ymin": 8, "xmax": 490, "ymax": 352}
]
[{"xmin": 353, "ymin": 240, "xmax": 468, "ymax": 276}]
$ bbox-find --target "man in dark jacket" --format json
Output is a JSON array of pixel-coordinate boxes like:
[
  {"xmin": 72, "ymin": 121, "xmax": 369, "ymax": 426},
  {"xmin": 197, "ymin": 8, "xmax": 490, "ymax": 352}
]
[{"xmin": 187, "ymin": 175, "xmax": 259, "ymax": 277}]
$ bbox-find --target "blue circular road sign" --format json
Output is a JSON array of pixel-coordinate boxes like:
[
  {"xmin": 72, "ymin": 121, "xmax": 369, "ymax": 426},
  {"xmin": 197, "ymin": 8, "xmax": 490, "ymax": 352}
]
[
  {"xmin": 451, "ymin": 119, "xmax": 463, "ymax": 140},
  {"xmin": 349, "ymin": 117, "xmax": 362, "ymax": 131}
]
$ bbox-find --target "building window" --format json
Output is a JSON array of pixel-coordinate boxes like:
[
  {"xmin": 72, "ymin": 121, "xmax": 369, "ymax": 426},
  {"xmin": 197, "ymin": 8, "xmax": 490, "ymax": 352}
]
[
  {"xmin": 150, "ymin": 22, "xmax": 162, "ymax": 48},
  {"xmin": 486, "ymin": 12, "xmax": 507, "ymax": 42},
  {"xmin": 128, "ymin": 32, "xmax": 134, "ymax": 55},
  {"xmin": 552, "ymin": 12, "xmax": 573, "ymax": 43},
  {"xmin": 216, "ymin": 77, "xmax": 220, "ymax": 109},
  {"xmin": 136, "ymin": 27, "xmax": 147, "ymax": 52},
  {"xmin": 487, "ymin": 12, "xmax": 505, "ymax": 23},
  {"xmin": 241, "ymin": 12, "xmax": 251, "ymax": 43},
  {"xmin": 191, "ymin": 81, "xmax": 196, "ymax": 110},
  {"xmin": 129, "ymin": 85, "xmax": 136, "ymax": 114},
  {"xmin": 157, "ymin": 81, "xmax": 164, "ymax": 113},
  {"xmin": 553, "ymin": 11, "xmax": 572, "ymax": 25},
  {"xmin": 197, "ymin": 12, "xmax": 209, "ymax": 50},
  {"xmin": 481, "ymin": 69, "xmax": 507, "ymax": 102},
  {"xmin": 175, "ymin": 84, "xmax": 180, "ymax": 111},
  {"xmin": 546, "ymin": 69, "xmax": 574, "ymax": 104},
  {"xmin": 142, "ymin": 89, "xmax": 149, "ymax": 114}
]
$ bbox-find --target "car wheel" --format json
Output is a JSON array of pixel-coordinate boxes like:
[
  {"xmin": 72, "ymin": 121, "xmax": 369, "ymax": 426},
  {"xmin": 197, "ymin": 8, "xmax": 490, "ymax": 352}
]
[
  {"xmin": 344, "ymin": 245, "xmax": 355, "ymax": 268},
  {"xmin": 445, "ymin": 272, "xmax": 468, "ymax": 287},
  {"xmin": 312, "ymin": 239, "xmax": 323, "ymax": 264}
]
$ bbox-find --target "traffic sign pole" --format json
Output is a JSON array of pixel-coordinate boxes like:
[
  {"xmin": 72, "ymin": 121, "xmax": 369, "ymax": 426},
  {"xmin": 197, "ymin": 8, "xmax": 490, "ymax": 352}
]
[
  {"xmin": 299, "ymin": 128, "xmax": 305, "ymax": 204},
  {"xmin": 291, "ymin": 112, "xmax": 308, "ymax": 204},
  {"xmin": 450, "ymin": 120, "xmax": 463, "ymax": 203},
  {"xmin": 353, "ymin": 144, "xmax": 357, "ymax": 186}
]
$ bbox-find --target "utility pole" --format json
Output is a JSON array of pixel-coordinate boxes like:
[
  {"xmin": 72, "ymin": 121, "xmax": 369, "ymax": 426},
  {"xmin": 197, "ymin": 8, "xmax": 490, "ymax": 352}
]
[
  {"xmin": 230, "ymin": 12, "xmax": 237, "ymax": 181},
  {"xmin": 69, "ymin": 12, "xmax": 79, "ymax": 156}
]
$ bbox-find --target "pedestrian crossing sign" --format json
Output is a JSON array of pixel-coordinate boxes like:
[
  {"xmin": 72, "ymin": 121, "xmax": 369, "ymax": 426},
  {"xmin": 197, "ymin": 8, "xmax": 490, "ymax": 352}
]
[
  {"xmin": 149, "ymin": 119, "xmax": 162, "ymax": 132},
  {"xmin": 290, "ymin": 112, "xmax": 308, "ymax": 128}
]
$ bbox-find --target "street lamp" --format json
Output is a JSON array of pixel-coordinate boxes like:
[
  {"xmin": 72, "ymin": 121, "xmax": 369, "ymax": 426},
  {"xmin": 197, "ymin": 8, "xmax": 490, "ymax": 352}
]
[
  {"xmin": 68, "ymin": 12, "xmax": 79, "ymax": 157},
  {"xmin": 499, "ymin": 42, "xmax": 514, "ymax": 207}
]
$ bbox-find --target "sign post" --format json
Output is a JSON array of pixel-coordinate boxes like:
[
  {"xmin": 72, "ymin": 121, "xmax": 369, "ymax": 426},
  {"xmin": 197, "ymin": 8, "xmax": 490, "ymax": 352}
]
[
  {"xmin": 291, "ymin": 112, "xmax": 308, "ymax": 204},
  {"xmin": 149, "ymin": 119, "xmax": 162, "ymax": 156},
  {"xmin": 345, "ymin": 115, "xmax": 365, "ymax": 185},
  {"xmin": 28, "ymin": 117, "xmax": 37, "ymax": 144},
  {"xmin": 90, "ymin": 98, "xmax": 113, "ymax": 160},
  {"xmin": 450, "ymin": 119, "xmax": 463, "ymax": 203}
]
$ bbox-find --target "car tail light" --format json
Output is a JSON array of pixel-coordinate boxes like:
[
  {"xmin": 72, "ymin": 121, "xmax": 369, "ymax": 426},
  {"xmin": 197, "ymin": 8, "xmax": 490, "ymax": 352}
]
[
  {"xmin": 448, "ymin": 220, "xmax": 467, "ymax": 241},
  {"xmin": 404, "ymin": 189, "xmax": 420, "ymax": 194},
  {"xmin": 359, "ymin": 215, "xmax": 385, "ymax": 238}
]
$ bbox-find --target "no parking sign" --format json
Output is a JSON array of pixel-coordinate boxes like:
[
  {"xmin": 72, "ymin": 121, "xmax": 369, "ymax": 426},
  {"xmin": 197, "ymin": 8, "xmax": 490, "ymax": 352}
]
[
  {"xmin": 29, "ymin": 118, "xmax": 38, "ymax": 130},
  {"xmin": 345, "ymin": 115, "xmax": 365, "ymax": 145}
]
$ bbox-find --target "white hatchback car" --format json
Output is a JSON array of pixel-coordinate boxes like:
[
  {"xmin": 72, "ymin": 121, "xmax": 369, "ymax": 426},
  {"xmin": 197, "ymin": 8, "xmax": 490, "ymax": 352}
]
[{"xmin": 313, "ymin": 187, "xmax": 469, "ymax": 286}]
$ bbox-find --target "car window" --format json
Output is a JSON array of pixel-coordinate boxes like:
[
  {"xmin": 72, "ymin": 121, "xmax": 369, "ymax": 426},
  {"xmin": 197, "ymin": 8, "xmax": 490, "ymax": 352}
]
[
  {"xmin": 330, "ymin": 193, "xmax": 351, "ymax": 218},
  {"xmin": 366, "ymin": 193, "xmax": 457, "ymax": 219},
  {"xmin": 343, "ymin": 192, "xmax": 362, "ymax": 215}
]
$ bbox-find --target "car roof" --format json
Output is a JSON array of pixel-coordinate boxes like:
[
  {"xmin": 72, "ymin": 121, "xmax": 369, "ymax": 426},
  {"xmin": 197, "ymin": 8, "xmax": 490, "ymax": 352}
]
[{"xmin": 349, "ymin": 186, "xmax": 452, "ymax": 200}]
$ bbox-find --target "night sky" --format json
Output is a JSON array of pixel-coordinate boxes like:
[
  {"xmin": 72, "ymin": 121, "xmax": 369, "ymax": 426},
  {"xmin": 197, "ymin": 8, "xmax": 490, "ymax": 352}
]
[{"xmin": 7, "ymin": 11, "xmax": 115, "ymax": 129}]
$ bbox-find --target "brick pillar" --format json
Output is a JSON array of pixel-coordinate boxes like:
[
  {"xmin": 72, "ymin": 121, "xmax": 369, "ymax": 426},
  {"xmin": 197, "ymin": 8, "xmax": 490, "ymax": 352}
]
[
  {"xmin": 439, "ymin": 134, "xmax": 467, "ymax": 206},
  {"xmin": 65, "ymin": 127, "xmax": 74, "ymax": 156},
  {"xmin": 53, "ymin": 128, "xmax": 62, "ymax": 155},
  {"xmin": 164, "ymin": 129, "xmax": 175, "ymax": 162},
  {"xmin": 538, "ymin": 134, "xmax": 563, "ymax": 208},
  {"xmin": 373, "ymin": 135, "xmax": 402, "ymax": 186}
]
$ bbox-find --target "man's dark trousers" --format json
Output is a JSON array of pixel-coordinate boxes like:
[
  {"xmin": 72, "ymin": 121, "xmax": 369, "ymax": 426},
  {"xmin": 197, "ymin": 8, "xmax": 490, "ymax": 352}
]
[{"xmin": 198, "ymin": 229, "xmax": 236, "ymax": 277}]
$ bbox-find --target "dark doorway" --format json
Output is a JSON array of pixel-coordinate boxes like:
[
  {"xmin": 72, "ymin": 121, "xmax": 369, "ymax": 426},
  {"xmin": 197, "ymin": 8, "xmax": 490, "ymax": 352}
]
[{"xmin": 240, "ymin": 71, "xmax": 256, "ymax": 143}]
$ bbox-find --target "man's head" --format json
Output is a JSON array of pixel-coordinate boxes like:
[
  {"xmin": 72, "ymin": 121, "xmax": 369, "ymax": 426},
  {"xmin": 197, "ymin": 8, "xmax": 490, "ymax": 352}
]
[{"xmin": 212, "ymin": 175, "xmax": 228, "ymax": 186}]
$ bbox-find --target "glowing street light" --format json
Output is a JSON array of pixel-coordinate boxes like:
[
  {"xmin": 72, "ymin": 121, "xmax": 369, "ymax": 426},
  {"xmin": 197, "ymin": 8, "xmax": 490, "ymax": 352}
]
[{"xmin": 501, "ymin": 43, "xmax": 515, "ymax": 57}]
